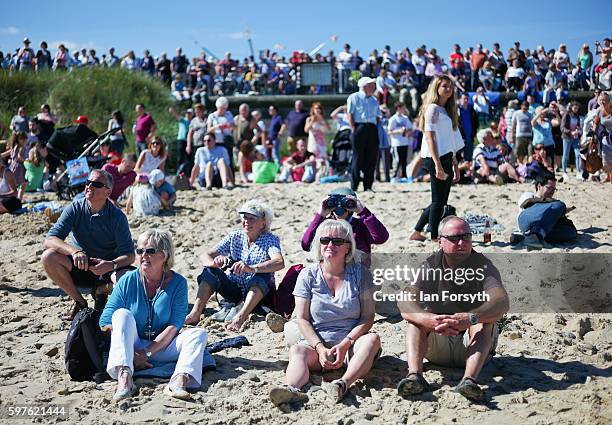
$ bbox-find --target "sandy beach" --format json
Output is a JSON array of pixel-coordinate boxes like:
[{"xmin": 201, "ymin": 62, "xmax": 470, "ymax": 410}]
[{"xmin": 0, "ymin": 180, "xmax": 610, "ymax": 424}]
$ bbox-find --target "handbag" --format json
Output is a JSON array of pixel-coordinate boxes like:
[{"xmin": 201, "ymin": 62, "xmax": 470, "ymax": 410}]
[{"xmin": 584, "ymin": 138, "xmax": 603, "ymax": 174}]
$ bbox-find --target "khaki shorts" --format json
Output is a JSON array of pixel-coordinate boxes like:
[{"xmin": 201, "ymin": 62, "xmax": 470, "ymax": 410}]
[{"xmin": 425, "ymin": 323, "xmax": 499, "ymax": 368}]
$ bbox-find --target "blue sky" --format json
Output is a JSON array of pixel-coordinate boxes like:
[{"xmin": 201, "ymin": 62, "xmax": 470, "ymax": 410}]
[{"xmin": 1, "ymin": 0, "xmax": 609, "ymax": 61}]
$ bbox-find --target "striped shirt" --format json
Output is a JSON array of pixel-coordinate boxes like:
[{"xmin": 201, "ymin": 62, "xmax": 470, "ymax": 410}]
[{"xmin": 473, "ymin": 144, "xmax": 503, "ymax": 170}]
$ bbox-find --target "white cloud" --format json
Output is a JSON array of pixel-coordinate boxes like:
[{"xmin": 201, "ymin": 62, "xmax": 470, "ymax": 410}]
[
  {"xmin": 1, "ymin": 26, "xmax": 20, "ymax": 35},
  {"xmin": 227, "ymin": 32, "xmax": 247, "ymax": 40},
  {"xmin": 49, "ymin": 40, "xmax": 99, "ymax": 52}
]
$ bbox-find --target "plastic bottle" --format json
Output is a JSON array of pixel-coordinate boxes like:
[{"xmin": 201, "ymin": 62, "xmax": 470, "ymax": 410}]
[{"xmin": 483, "ymin": 219, "xmax": 492, "ymax": 244}]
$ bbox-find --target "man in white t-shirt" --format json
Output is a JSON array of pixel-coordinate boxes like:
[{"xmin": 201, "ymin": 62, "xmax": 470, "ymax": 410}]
[{"xmin": 387, "ymin": 102, "xmax": 413, "ymax": 180}]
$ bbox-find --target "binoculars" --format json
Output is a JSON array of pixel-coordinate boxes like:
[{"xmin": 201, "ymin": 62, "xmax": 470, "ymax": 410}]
[{"xmin": 324, "ymin": 195, "xmax": 357, "ymax": 216}]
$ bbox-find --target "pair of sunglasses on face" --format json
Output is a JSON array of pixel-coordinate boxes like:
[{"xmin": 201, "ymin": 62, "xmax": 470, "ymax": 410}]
[
  {"xmin": 320, "ymin": 237, "xmax": 349, "ymax": 246},
  {"xmin": 136, "ymin": 247, "xmax": 160, "ymax": 255},
  {"xmin": 86, "ymin": 179, "xmax": 108, "ymax": 189},
  {"xmin": 440, "ymin": 233, "xmax": 472, "ymax": 242}
]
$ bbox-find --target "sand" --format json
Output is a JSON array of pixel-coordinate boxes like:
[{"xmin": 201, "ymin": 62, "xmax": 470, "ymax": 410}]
[{"xmin": 0, "ymin": 179, "xmax": 610, "ymax": 425}]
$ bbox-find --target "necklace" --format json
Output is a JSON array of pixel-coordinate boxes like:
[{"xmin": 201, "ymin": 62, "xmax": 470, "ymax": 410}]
[{"xmin": 140, "ymin": 269, "xmax": 166, "ymax": 341}]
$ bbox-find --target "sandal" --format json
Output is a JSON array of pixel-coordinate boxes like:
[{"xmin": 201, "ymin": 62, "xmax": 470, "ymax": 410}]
[
  {"xmin": 329, "ymin": 379, "xmax": 348, "ymax": 403},
  {"xmin": 454, "ymin": 377, "xmax": 484, "ymax": 401},
  {"xmin": 397, "ymin": 372, "xmax": 430, "ymax": 396},
  {"xmin": 113, "ymin": 367, "xmax": 135, "ymax": 400},
  {"xmin": 164, "ymin": 374, "xmax": 191, "ymax": 400},
  {"xmin": 61, "ymin": 300, "xmax": 87, "ymax": 321},
  {"xmin": 269, "ymin": 385, "xmax": 308, "ymax": 406}
]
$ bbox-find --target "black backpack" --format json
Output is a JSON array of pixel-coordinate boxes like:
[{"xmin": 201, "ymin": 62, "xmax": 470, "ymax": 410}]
[{"xmin": 65, "ymin": 308, "xmax": 110, "ymax": 383}]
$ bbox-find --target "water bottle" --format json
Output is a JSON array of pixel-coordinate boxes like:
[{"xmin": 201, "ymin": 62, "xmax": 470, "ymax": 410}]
[{"xmin": 483, "ymin": 219, "xmax": 492, "ymax": 244}]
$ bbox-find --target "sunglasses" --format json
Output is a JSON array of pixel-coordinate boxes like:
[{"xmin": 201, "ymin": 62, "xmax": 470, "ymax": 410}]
[
  {"xmin": 86, "ymin": 179, "xmax": 108, "ymax": 189},
  {"xmin": 534, "ymin": 146, "xmax": 544, "ymax": 151},
  {"xmin": 320, "ymin": 237, "xmax": 349, "ymax": 246},
  {"xmin": 440, "ymin": 233, "xmax": 473, "ymax": 243},
  {"xmin": 136, "ymin": 247, "xmax": 159, "ymax": 255},
  {"xmin": 151, "ymin": 142, "xmax": 162, "ymax": 146}
]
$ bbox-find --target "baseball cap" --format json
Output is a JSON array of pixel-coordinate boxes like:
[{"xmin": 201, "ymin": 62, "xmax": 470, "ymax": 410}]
[
  {"xmin": 74, "ymin": 115, "xmax": 89, "ymax": 125},
  {"xmin": 357, "ymin": 76, "xmax": 376, "ymax": 88},
  {"xmin": 148, "ymin": 169, "xmax": 165, "ymax": 185},
  {"xmin": 328, "ymin": 187, "xmax": 357, "ymax": 197},
  {"xmin": 238, "ymin": 206, "xmax": 264, "ymax": 218}
]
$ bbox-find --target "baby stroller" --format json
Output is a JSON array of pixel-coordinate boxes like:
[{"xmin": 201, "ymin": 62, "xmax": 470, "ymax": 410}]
[
  {"xmin": 46, "ymin": 125, "xmax": 121, "ymax": 200},
  {"xmin": 329, "ymin": 128, "xmax": 352, "ymax": 177}
]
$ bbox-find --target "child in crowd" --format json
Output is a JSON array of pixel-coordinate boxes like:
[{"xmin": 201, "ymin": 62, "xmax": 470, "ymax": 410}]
[
  {"xmin": 149, "ymin": 169, "xmax": 176, "ymax": 211},
  {"xmin": 24, "ymin": 143, "xmax": 46, "ymax": 192},
  {"xmin": 1, "ymin": 131, "xmax": 28, "ymax": 201},
  {"xmin": 280, "ymin": 139, "xmax": 316, "ymax": 183},
  {"xmin": 125, "ymin": 173, "xmax": 161, "ymax": 216}
]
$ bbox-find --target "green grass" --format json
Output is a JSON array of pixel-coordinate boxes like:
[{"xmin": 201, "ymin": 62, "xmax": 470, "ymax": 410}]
[{"xmin": 0, "ymin": 68, "xmax": 179, "ymax": 169}]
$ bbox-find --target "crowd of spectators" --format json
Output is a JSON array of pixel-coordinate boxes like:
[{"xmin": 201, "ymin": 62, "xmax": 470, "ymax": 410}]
[{"xmin": 2, "ymin": 37, "xmax": 611, "ymax": 99}]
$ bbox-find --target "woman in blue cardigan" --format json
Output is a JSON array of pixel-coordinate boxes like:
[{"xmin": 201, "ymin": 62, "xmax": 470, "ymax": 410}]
[{"xmin": 100, "ymin": 229, "xmax": 207, "ymax": 401}]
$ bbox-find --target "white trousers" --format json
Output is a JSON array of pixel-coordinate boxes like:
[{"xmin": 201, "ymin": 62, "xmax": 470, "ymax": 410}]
[{"xmin": 107, "ymin": 308, "xmax": 208, "ymax": 388}]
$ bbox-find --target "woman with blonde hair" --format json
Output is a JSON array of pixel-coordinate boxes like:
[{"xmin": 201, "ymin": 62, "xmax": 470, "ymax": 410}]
[
  {"xmin": 269, "ymin": 219, "xmax": 380, "ymax": 406},
  {"xmin": 410, "ymin": 75, "xmax": 464, "ymax": 242}
]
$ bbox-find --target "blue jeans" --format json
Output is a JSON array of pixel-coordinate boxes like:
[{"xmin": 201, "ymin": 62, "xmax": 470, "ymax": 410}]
[
  {"xmin": 271, "ymin": 139, "xmax": 281, "ymax": 165},
  {"xmin": 518, "ymin": 201, "xmax": 577, "ymax": 243},
  {"xmin": 196, "ymin": 267, "xmax": 271, "ymax": 304},
  {"xmin": 562, "ymin": 138, "xmax": 580, "ymax": 174}
]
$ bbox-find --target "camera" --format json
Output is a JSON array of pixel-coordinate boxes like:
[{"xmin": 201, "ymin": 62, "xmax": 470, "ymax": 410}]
[{"xmin": 324, "ymin": 195, "xmax": 357, "ymax": 216}]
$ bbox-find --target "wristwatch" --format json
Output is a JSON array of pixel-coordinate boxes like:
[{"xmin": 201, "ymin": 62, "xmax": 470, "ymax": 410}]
[
  {"xmin": 112, "ymin": 260, "xmax": 118, "ymax": 272},
  {"xmin": 468, "ymin": 313, "xmax": 479, "ymax": 326},
  {"xmin": 145, "ymin": 350, "xmax": 153, "ymax": 359}
]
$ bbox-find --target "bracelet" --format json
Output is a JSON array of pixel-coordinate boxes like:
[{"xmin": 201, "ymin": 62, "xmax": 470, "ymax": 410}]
[{"xmin": 314, "ymin": 341, "xmax": 323, "ymax": 351}]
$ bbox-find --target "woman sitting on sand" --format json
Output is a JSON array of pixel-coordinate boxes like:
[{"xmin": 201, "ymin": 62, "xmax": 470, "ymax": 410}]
[
  {"xmin": 99, "ymin": 230, "xmax": 208, "ymax": 401},
  {"xmin": 269, "ymin": 219, "xmax": 381, "ymax": 406},
  {"xmin": 185, "ymin": 199, "xmax": 285, "ymax": 331},
  {"xmin": 0, "ymin": 160, "xmax": 22, "ymax": 214},
  {"xmin": 135, "ymin": 136, "xmax": 167, "ymax": 175}
]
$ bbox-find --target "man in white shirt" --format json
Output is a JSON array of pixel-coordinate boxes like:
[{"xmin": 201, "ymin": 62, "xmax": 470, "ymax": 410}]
[{"xmin": 387, "ymin": 102, "xmax": 413, "ymax": 180}]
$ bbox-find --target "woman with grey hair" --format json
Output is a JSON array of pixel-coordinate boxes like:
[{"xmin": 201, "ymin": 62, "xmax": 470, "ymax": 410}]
[
  {"xmin": 207, "ymin": 96, "xmax": 236, "ymax": 181},
  {"xmin": 269, "ymin": 219, "xmax": 381, "ymax": 406},
  {"xmin": 100, "ymin": 230, "xmax": 207, "ymax": 401},
  {"xmin": 185, "ymin": 199, "xmax": 285, "ymax": 331}
]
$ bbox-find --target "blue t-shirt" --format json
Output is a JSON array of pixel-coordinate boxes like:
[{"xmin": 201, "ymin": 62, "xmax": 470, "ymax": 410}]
[
  {"xmin": 347, "ymin": 91, "xmax": 380, "ymax": 124},
  {"xmin": 99, "ymin": 269, "xmax": 188, "ymax": 340},
  {"xmin": 268, "ymin": 114, "xmax": 284, "ymax": 141},
  {"xmin": 532, "ymin": 121, "xmax": 555, "ymax": 147},
  {"xmin": 194, "ymin": 145, "xmax": 230, "ymax": 175},
  {"xmin": 293, "ymin": 262, "xmax": 373, "ymax": 343},
  {"xmin": 177, "ymin": 118, "xmax": 189, "ymax": 140},
  {"xmin": 155, "ymin": 181, "xmax": 176, "ymax": 196},
  {"xmin": 47, "ymin": 198, "xmax": 134, "ymax": 260}
]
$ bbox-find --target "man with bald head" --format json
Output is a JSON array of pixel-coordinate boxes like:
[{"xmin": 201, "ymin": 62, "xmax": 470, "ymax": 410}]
[{"xmin": 397, "ymin": 216, "xmax": 509, "ymax": 401}]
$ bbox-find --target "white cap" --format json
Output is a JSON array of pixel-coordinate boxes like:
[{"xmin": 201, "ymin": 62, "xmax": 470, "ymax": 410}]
[
  {"xmin": 357, "ymin": 76, "xmax": 376, "ymax": 88},
  {"xmin": 148, "ymin": 169, "xmax": 165, "ymax": 185}
]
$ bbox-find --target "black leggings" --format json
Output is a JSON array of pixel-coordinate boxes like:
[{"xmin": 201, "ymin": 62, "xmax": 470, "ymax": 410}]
[
  {"xmin": 393, "ymin": 146, "xmax": 409, "ymax": 178},
  {"xmin": 414, "ymin": 153, "xmax": 454, "ymax": 239}
]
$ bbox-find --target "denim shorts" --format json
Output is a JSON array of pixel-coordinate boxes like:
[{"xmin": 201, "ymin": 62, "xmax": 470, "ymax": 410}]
[{"xmin": 197, "ymin": 266, "xmax": 270, "ymax": 304}]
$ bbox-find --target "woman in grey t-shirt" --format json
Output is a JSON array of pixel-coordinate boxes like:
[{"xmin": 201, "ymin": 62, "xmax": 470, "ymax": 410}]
[{"xmin": 269, "ymin": 220, "xmax": 380, "ymax": 406}]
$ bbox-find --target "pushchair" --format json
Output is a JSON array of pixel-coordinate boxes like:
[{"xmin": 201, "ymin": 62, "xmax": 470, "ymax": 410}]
[
  {"xmin": 46, "ymin": 125, "xmax": 121, "ymax": 200},
  {"xmin": 329, "ymin": 128, "xmax": 353, "ymax": 177}
]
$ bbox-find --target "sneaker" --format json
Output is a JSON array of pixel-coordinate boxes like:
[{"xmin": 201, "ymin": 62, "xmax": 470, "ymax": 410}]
[
  {"xmin": 390, "ymin": 177, "xmax": 399, "ymax": 184},
  {"xmin": 211, "ymin": 305, "xmax": 231, "ymax": 321},
  {"xmin": 454, "ymin": 377, "xmax": 484, "ymax": 401},
  {"xmin": 265, "ymin": 312, "xmax": 288, "ymax": 333},
  {"xmin": 397, "ymin": 372, "xmax": 430, "ymax": 396},
  {"xmin": 562, "ymin": 173, "xmax": 569, "ymax": 182},
  {"xmin": 224, "ymin": 302, "xmax": 244, "ymax": 322},
  {"xmin": 269, "ymin": 385, "xmax": 308, "ymax": 406},
  {"xmin": 523, "ymin": 234, "xmax": 543, "ymax": 251},
  {"xmin": 575, "ymin": 172, "xmax": 584, "ymax": 181}
]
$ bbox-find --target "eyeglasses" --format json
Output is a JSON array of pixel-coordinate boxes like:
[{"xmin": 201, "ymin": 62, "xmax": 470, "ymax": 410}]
[
  {"xmin": 136, "ymin": 247, "xmax": 159, "ymax": 255},
  {"xmin": 320, "ymin": 237, "xmax": 349, "ymax": 246},
  {"xmin": 86, "ymin": 179, "xmax": 108, "ymax": 189},
  {"xmin": 440, "ymin": 233, "xmax": 472, "ymax": 243}
]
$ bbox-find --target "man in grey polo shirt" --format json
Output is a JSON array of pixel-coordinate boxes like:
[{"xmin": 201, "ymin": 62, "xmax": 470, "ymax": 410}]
[
  {"xmin": 41, "ymin": 169, "xmax": 135, "ymax": 320},
  {"xmin": 346, "ymin": 77, "xmax": 380, "ymax": 191}
]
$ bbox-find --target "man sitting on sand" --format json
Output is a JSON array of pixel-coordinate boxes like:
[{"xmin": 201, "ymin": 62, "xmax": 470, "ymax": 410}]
[
  {"xmin": 397, "ymin": 216, "xmax": 509, "ymax": 401},
  {"xmin": 101, "ymin": 153, "xmax": 137, "ymax": 202},
  {"xmin": 190, "ymin": 133, "xmax": 233, "ymax": 190},
  {"xmin": 472, "ymin": 129, "xmax": 522, "ymax": 185},
  {"xmin": 280, "ymin": 139, "xmax": 316, "ymax": 183},
  {"xmin": 517, "ymin": 170, "xmax": 577, "ymax": 250},
  {"xmin": 41, "ymin": 169, "xmax": 135, "ymax": 320}
]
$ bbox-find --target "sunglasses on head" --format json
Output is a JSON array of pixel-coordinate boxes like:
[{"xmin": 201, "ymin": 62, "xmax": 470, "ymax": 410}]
[
  {"xmin": 136, "ymin": 247, "xmax": 159, "ymax": 255},
  {"xmin": 440, "ymin": 233, "xmax": 472, "ymax": 242},
  {"xmin": 320, "ymin": 237, "xmax": 349, "ymax": 246},
  {"xmin": 86, "ymin": 179, "xmax": 108, "ymax": 189}
]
